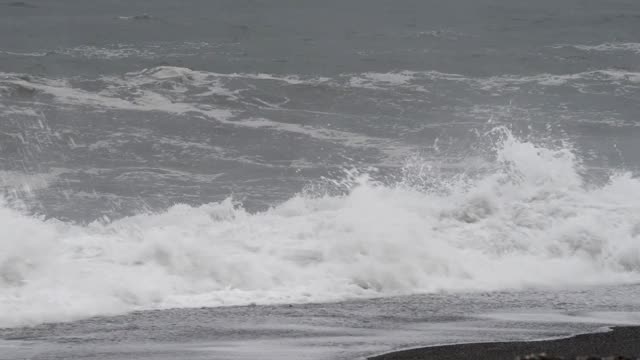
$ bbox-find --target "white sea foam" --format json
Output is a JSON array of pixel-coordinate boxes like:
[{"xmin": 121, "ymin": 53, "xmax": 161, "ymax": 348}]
[
  {"xmin": 122, "ymin": 66, "xmax": 331, "ymax": 87},
  {"xmin": 347, "ymin": 70, "xmax": 465, "ymax": 90},
  {"xmin": 3, "ymin": 66, "xmax": 637, "ymax": 120},
  {"xmin": 349, "ymin": 71, "xmax": 418, "ymax": 89},
  {"xmin": 0, "ymin": 71, "xmax": 234, "ymax": 121},
  {"xmin": 0, "ymin": 66, "xmax": 328, "ymax": 119},
  {"xmin": 346, "ymin": 69, "xmax": 640, "ymax": 93},
  {"xmin": 0, "ymin": 69, "xmax": 404, "ymax": 158},
  {"xmin": 481, "ymin": 70, "xmax": 640, "ymax": 88},
  {"xmin": 1, "ymin": 129, "xmax": 640, "ymax": 327}
]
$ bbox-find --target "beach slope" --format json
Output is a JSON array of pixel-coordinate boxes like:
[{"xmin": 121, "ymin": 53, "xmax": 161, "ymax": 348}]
[{"xmin": 370, "ymin": 327, "xmax": 640, "ymax": 360}]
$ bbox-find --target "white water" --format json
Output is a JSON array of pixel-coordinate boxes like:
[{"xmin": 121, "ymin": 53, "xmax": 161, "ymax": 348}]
[{"xmin": 1, "ymin": 129, "xmax": 640, "ymax": 327}]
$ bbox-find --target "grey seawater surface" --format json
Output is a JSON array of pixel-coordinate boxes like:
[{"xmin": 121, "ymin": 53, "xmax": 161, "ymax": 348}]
[
  {"xmin": 1, "ymin": 285, "xmax": 640, "ymax": 360},
  {"xmin": 1, "ymin": 0, "xmax": 639, "ymax": 220},
  {"xmin": 2, "ymin": 0, "xmax": 640, "ymax": 359}
]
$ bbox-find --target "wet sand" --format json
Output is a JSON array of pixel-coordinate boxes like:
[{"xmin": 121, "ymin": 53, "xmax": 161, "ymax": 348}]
[{"xmin": 369, "ymin": 326, "xmax": 640, "ymax": 360}]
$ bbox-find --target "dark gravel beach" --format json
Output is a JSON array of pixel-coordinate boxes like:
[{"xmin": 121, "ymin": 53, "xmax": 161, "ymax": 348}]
[{"xmin": 370, "ymin": 327, "xmax": 640, "ymax": 360}]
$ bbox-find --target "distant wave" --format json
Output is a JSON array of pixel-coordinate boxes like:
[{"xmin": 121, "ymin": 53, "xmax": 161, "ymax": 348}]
[
  {"xmin": 0, "ymin": 41, "xmax": 222, "ymax": 59},
  {"xmin": 2, "ymin": 66, "xmax": 639, "ymax": 167},
  {"xmin": 553, "ymin": 42, "xmax": 640, "ymax": 54},
  {"xmin": 0, "ymin": 50, "xmax": 48, "ymax": 57},
  {"xmin": 1, "ymin": 128, "xmax": 639, "ymax": 327},
  {"xmin": 3, "ymin": 66, "xmax": 639, "ymax": 111},
  {"xmin": 347, "ymin": 69, "xmax": 640, "ymax": 92},
  {"xmin": 0, "ymin": 46, "xmax": 151, "ymax": 59},
  {"xmin": 0, "ymin": 68, "xmax": 404, "ymax": 160}
]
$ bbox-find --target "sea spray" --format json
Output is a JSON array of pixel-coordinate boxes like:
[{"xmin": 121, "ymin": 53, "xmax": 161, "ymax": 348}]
[{"xmin": 1, "ymin": 129, "xmax": 639, "ymax": 327}]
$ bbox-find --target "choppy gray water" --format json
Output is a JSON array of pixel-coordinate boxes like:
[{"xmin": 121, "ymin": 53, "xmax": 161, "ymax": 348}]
[
  {"xmin": 1, "ymin": 0, "xmax": 640, "ymax": 359},
  {"xmin": 2, "ymin": 0, "xmax": 640, "ymax": 219}
]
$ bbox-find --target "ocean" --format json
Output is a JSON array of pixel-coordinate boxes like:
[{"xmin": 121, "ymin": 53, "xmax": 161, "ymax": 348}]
[{"xmin": 1, "ymin": 0, "xmax": 640, "ymax": 359}]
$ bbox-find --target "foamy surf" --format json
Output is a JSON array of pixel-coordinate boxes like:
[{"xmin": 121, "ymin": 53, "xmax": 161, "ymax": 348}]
[{"xmin": 0, "ymin": 129, "xmax": 639, "ymax": 328}]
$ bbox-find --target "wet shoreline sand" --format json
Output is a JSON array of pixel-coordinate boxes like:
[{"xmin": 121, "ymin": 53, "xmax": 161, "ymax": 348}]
[{"xmin": 369, "ymin": 326, "xmax": 640, "ymax": 360}]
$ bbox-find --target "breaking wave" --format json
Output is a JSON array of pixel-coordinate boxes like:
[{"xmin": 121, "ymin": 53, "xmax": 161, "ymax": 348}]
[{"xmin": 1, "ymin": 128, "xmax": 640, "ymax": 327}]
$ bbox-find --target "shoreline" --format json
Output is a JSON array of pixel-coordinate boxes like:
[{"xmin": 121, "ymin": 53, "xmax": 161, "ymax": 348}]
[{"xmin": 369, "ymin": 326, "xmax": 640, "ymax": 360}]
